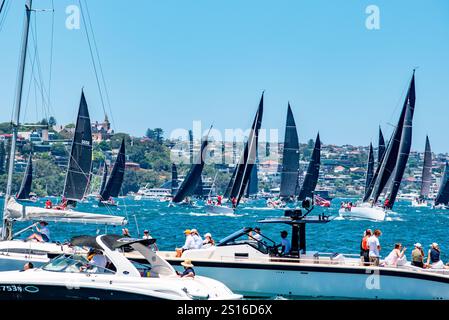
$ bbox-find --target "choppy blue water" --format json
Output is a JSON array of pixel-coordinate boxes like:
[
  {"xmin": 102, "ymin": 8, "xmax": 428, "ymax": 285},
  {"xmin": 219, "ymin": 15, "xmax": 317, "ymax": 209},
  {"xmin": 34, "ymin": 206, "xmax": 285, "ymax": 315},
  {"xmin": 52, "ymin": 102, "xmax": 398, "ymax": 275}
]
[{"xmin": 1, "ymin": 197, "xmax": 448, "ymax": 262}]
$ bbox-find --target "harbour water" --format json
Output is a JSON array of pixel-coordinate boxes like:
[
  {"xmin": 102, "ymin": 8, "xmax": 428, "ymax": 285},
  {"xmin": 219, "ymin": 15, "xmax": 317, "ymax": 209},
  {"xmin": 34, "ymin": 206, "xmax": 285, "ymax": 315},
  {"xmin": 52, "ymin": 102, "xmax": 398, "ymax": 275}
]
[{"xmin": 1, "ymin": 197, "xmax": 448, "ymax": 263}]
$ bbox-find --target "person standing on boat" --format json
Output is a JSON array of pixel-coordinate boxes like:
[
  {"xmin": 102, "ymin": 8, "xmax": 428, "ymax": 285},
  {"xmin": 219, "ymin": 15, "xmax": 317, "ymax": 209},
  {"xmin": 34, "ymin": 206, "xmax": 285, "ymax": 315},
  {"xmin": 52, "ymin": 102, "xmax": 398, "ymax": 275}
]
[
  {"xmin": 142, "ymin": 230, "xmax": 152, "ymax": 240},
  {"xmin": 217, "ymin": 195, "xmax": 223, "ymax": 206},
  {"xmin": 280, "ymin": 231, "xmax": 291, "ymax": 256},
  {"xmin": 411, "ymin": 243, "xmax": 424, "ymax": 268},
  {"xmin": 368, "ymin": 229, "xmax": 382, "ymax": 266},
  {"xmin": 27, "ymin": 221, "xmax": 51, "ymax": 243},
  {"xmin": 231, "ymin": 197, "xmax": 237, "ymax": 208},
  {"xmin": 384, "ymin": 198, "xmax": 391, "ymax": 209},
  {"xmin": 360, "ymin": 229, "xmax": 372, "ymax": 265}
]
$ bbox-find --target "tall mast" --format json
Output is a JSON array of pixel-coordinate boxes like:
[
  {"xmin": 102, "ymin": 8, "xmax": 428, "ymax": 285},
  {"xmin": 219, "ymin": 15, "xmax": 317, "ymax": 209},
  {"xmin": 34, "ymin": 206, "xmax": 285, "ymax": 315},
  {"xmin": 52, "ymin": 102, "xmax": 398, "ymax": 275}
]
[{"xmin": 2, "ymin": 0, "xmax": 33, "ymax": 240}]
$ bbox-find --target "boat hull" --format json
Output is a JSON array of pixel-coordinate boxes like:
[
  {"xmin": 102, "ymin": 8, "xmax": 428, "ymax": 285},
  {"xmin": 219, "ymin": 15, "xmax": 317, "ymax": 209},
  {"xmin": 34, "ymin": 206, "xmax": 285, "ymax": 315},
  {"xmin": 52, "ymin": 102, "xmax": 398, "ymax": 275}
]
[
  {"xmin": 167, "ymin": 259, "xmax": 449, "ymax": 299},
  {"xmin": 338, "ymin": 206, "xmax": 386, "ymax": 221},
  {"xmin": 204, "ymin": 204, "xmax": 235, "ymax": 214}
]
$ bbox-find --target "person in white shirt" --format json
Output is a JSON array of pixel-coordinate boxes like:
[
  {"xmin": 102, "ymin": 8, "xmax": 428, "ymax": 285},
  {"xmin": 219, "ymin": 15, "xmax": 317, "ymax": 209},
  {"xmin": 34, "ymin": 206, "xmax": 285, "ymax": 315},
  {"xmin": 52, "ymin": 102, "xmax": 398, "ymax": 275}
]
[
  {"xmin": 191, "ymin": 229, "xmax": 203, "ymax": 249},
  {"xmin": 368, "ymin": 229, "xmax": 382, "ymax": 266},
  {"xmin": 252, "ymin": 227, "xmax": 262, "ymax": 242},
  {"xmin": 27, "ymin": 221, "xmax": 51, "ymax": 242},
  {"xmin": 142, "ymin": 230, "xmax": 152, "ymax": 240},
  {"xmin": 182, "ymin": 229, "xmax": 196, "ymax": 252},
  {"xmin": 383, "ymin": 243, "xmax": 407, "ymax": 267}
]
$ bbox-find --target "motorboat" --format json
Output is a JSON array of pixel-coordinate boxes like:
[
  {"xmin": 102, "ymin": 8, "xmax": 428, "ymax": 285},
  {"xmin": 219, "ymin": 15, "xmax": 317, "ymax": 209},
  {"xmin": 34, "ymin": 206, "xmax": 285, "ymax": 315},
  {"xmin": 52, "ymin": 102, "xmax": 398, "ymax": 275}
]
[
  {"xmin": 155, "ymin": 205, "xmax": 449, "ymax": 299},
  {"xmin": 411, "ymin": 199, "xmax": 428, "ymax": 207},
  {"xmin": 338, "ymin": 202, "xmax": 387, "ymax": 221},
  {"xmin": 0, "ymin": 234, "xmax": 242, "ymax": 300}
]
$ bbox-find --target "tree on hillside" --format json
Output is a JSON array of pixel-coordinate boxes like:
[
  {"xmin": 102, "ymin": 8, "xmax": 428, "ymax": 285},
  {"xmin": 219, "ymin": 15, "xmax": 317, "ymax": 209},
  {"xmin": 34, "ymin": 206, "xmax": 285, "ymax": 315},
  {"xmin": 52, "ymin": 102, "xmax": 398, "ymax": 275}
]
[{"xmin": 48, "ymin": 116, "xmax": 57, "ymax": 127}]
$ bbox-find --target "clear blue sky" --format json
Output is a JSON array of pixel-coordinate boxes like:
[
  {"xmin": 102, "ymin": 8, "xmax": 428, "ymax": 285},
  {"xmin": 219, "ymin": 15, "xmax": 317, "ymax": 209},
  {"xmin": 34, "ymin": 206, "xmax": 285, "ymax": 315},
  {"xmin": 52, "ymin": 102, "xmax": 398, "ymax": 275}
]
[{"xmin": 0, "ymin": 0, "xmax": 448, "ymax": 152}]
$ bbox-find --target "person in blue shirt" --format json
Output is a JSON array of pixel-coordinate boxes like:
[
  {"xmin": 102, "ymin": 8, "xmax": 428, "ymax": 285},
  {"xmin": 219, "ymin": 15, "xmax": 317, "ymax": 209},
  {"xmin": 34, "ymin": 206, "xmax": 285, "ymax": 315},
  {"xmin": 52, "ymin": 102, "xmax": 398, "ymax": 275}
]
[
  {"xmin": 177, "ymin": 259, "xmax": 195, "ymax": 278},
  {"xmin": 280, "ymin": 230, "xmax": 291, "ymax": 256},
  {"xmin": 27, "ymin": 221, "xmax": 50, "ymax": 242}
]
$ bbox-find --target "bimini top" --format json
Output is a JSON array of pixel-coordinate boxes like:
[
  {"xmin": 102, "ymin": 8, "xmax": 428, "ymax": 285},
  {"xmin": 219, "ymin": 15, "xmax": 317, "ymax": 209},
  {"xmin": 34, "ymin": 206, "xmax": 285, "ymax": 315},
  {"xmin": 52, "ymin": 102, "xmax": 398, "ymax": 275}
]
[{"xmin": 70, "ymin": 234, "xmax": 156, "ymax": 251}]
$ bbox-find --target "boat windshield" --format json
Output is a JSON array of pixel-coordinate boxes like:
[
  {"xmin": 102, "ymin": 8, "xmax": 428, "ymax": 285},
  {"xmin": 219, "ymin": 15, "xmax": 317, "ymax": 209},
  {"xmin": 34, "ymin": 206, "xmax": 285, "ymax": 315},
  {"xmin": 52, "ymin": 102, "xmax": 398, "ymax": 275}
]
[
  {"xmin": 42, "ymin": 254, "xmax": 115, "ymax": 274},
  {"xmin": 218, "ymin": 227, "xmax": 276, "ymax": 254}
]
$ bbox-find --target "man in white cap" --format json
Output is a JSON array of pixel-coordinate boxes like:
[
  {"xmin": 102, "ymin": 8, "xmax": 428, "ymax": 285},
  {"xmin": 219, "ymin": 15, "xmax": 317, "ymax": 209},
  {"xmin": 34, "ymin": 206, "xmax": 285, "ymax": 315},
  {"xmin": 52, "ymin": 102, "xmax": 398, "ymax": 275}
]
[{"xmin": 411, "ymin": 243, "xmax": 424, "ymax": 268}]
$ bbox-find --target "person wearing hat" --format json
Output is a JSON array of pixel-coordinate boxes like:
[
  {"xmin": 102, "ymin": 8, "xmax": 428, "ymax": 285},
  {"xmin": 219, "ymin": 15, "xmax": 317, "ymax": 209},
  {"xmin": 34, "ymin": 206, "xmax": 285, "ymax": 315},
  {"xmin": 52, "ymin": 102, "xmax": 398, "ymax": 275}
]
[
  {"xmin": 279, "ymin": 230, "xmax": 291, "ymax": 256},
  {"xmin": 411, "ymin": 243, "xmax": 424, "ymax": 268},
  {"xmin": 202, "ymin": 232, "xmax": 215, "ymax": 248},
  {"xmin": 177, "ymin": 259, "xmax": 195, "ymax": 278},
  {"xmin": 191, "ymin": 229, "xmax": 203, "ymax": 249},
  {"xmin": 27, "ymin": 221, "xmax": 51, "ymax": 242},
  {"xmin": 182, "ymin": 229, "xmax": 195, "ymax": 252},
  {"xmin": 425, "ymin": 243, "xmax": 444, "ymax": 269}
]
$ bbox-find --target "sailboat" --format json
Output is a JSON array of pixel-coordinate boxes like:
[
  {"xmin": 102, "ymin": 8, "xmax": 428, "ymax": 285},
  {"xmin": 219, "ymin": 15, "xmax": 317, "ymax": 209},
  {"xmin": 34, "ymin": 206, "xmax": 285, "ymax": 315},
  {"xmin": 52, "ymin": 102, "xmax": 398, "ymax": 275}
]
[
  {"xmin": 339, "ymin": 71, "xmax": 416, "ymax": 221},
  {"xmin": 433, "ymin": 162, "xmax": 449, "ymax": 209},
  {"xmin": 98, "ymin": 139, "xmax": 126, "ymax": 207},
  {"xmin": 15, "ymin": 154, "xmax": 37, "ymax": 202},
  {"xmin": 298, "ymin": 133, "xmax": 322, "ymax": 204},
  {"xmin": 268, "ymin": 104, "xmax": 299, "ymax": 209},
  {"xmin": 245, "ymin": 163, "xmax": 258, "ymax": 199},
  {"xmin": 170, "ymin": 133, "xmax": 209, "ymax": 208},
  {"xmin": 0, "ymin": 0, "xmax": 126, "ymax": 271},
  {"xmin": 412, "ymin": 136, "xmax": 432, "ymax": 207},
  {"xmin": 205, "ymin": 93, "xmax": 264, "ymax": 214}
]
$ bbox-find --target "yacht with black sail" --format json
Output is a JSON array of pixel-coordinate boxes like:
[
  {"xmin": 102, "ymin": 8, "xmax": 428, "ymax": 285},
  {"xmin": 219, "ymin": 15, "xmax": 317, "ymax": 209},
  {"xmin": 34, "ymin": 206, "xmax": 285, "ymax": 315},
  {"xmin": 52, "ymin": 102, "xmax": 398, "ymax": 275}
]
[
  {"xmin": 411, "ymin": 136, "xmax": 432, "ymax": 207},
  {"xmin": 339, "ymin": 71, "xmax": 417, "ymax": 221},
  {"xmin": 433, "ymin": 162, "xmax": 449, "ymax": 209},
  {"xmin": 0, "ymin": 234, "xmax": 241, "ymax": 300},
  {"xmin": 205, "ymin": 93, "xmax": 264, "ymax": 214},
  {"xmin": 15, "ymin": 154, "xmax": 37, "ymax": 202},
  {"xmin": 0, "ymin": 0, "xmax": 126, "ymax": 271}
]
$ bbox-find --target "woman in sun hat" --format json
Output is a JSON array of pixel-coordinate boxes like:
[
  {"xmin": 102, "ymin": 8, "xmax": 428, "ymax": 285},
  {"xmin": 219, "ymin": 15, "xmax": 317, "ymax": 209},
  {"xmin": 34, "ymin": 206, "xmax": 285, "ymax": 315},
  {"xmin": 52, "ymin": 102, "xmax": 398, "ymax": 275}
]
[{"xmin": 177, "ymin": 259, "xmax": 195, "ymax": 278}]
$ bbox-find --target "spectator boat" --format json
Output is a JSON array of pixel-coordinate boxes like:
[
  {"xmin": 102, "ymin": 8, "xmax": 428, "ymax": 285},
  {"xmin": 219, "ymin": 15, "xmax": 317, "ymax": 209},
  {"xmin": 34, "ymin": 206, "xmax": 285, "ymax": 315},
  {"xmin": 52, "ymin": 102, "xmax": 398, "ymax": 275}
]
[
  {"xmin": 154, "ymin": 204, "xmax": 449, "ymax": 299},
  {"xmin": 0, "ymin": 234, "xmax": 242, "ymax": 300}
]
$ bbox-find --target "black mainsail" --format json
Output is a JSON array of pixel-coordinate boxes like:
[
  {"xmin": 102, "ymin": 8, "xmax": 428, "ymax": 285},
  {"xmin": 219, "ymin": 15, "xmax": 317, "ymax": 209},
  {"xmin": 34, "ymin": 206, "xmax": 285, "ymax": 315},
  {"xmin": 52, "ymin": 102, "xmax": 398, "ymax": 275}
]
[
  {"xmin": 368, "ymin": 73, "xmax": 416, "ymax": 205},
  {"xmin": 420, "ymin": 135, "xmax": 432, "ymax": 199},
  {"xmin": 364, "ymin": 143, "xmax": 374, "ymax": 197},
  {"xmin": 246, "ymin": 163, "xmax": 258, "ymax": 197},
  {"xmin": 99, "ymin": 161, "xmax": 108, "ymax": 196},
  {"xmin": 62, "ymin": 91, "xmax": 93, "ymax": 201},
  {"xmin": 378, "ymin": 127, "xmax": 385, "ymax": 164},
  {"xmin": 99, "ymin": 139, "xmax": 126, "ymax": 201},
  {"xmin": 227, "ymin": 93, "xmax": 264, "ymax": 206},
  {"xmin": 172, "ymin": 137, "xmax": 209, "ymax": 203},
  {"xmin": 171, "ymin": 163, "xmax": 179, "ymax": 196},
  {"xmin": 279, "ymin": 103, "xmax": 300, "ymax": 199},
  {"xmin": 435, "ymin": 162, "xmax": 449, "ymax": 206},
  {"xmin": 298, "ymin": 133, "xmax": 321, "ymax": 201},
  {"xmin": 386, "ymin": 73, "xmax": 416, "ymax": 206},
  {"xmin": 16, "ymin": 154, "xmax": 33, "ymax": 200}
]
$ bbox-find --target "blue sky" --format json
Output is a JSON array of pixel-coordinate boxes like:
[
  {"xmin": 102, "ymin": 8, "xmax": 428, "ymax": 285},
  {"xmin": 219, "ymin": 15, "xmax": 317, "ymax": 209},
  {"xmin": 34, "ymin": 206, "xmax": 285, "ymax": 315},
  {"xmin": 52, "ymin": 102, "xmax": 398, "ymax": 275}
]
[{"xmin": 0, "ymin": 0, "xmax": 448, "ymax": 152}]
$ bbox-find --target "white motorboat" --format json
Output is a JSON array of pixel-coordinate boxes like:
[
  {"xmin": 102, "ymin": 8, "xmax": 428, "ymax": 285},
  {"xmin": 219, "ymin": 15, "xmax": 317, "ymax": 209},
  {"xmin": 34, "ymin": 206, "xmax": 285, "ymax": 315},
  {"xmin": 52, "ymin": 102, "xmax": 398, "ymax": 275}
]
[
  {"xmin": 0, "ymin": 234, "xmax": 242, "ymax": 300},
  {"xmin": 338, "ymin": 203, "xmax": 387, "ymax": 221},
  {"xmin": 156, "ymin": 208, "xmax": 449, "ymax": 299},
  {"xmin": 411, "ymin": 199, "xmax": 428, "ymax": 207}
]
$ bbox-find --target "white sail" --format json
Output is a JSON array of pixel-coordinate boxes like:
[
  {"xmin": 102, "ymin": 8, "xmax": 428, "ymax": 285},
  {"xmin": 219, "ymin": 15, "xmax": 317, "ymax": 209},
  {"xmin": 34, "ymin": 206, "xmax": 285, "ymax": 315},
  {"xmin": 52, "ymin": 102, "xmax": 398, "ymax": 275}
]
[{"xmin": 5, "ymin": 197, "xmax": 126, "ymax": 226}]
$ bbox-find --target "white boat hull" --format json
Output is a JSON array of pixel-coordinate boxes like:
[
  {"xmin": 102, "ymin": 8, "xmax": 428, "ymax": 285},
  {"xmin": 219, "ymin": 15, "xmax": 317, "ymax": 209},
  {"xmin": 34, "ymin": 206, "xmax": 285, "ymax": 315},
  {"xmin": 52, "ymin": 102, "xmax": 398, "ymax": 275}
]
[
  {"xmin": 204, "ymin": 204, "xmax": 235, "ymax": 214},
  {"xmin": 170, "ymin": 262, "xmax": 449, "ymax": 299},
  {"xmin": 411, "ymin": 200, "xmax": 428, "ymax": 207},
  {"xmin": 338, "ymin": 206, "xmax": 386, "ymax": 221}
]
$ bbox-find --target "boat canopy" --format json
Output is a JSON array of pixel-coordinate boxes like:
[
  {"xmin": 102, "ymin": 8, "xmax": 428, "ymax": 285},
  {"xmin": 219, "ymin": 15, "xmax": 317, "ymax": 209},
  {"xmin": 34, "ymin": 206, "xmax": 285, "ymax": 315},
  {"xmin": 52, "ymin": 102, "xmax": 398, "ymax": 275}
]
[{"xmin": 5, "ymin": 197, "xmax": 127, "ymax": 225}]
